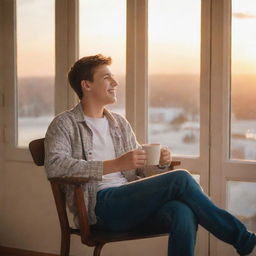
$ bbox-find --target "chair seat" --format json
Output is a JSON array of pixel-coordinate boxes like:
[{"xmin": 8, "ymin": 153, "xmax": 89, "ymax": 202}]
[
  {"xmin": 91, "ymin": 229, "xmax": 168, "ymax": 243},
  {"xmin": 71, "ymin": 227, "xmax": 168, "ymax": 244}
]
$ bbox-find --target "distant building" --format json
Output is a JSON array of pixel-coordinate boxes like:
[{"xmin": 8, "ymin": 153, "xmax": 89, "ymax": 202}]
[{"xmin": 149, "ymin": 107, "xmax": 184, "ymax": 123}]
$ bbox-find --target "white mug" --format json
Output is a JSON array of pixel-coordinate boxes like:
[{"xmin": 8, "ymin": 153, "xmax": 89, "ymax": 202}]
[{"xmin": 141, "ymin": 144, "xmax": 161, "ymax": 165}]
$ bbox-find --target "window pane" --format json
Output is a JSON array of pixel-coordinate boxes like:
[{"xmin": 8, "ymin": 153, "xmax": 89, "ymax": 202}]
[
  {"xmin": 79, "ymin": 0, "xmax": 126, "ymax": 115},
  {"xmin": 16, "ymin": 0, "xmax": 55, "ymax": 147},
  {"xmin": 148, "ymin": 0, "xmax": 201, "ymax": 156},
  {"xmin": 192, "ymin": 174, "xmax": 200, "ymax": 184},
  {"xmin": 230, "ymin": 0, "xmax": 256, "ymax": 161},
  {"xmin": 227, "ymin": 181, "xmax": 256, "ymax": 232}
]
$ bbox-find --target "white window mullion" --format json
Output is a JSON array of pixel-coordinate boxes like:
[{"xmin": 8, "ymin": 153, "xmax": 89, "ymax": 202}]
[
  {"xmin": 200, "ymin": 0, "xmax": 211, "ymax": 195},
  {"xmin": 55, "ymin": 0, "xmax": 78, "ymax": 114},
  {"xmin": 2, "ymin": 0, "xmax": 29, "ymax": 161},
  {"xmin": 2, "ymin": 0, "xmax": 16, "ymax": 149},
  {"xmin": 135, "ymin": 0, "xmax": 148, "ymax": 144},
  {"xmin": 126, "ymin": 0, "xmax": 137, "ymax": 130},
  {"xmin": 126, "ymin": 0, "xmax": 148, "ymax": 143},
  {"xmin": 198, "ymin": 1, "xmax": 212, "ymax": 255},
  {"xmin": 209, "ymin": 0, "xmax": 227, "ymax": 254},
  {"xmin": 67, "ymin": 0, "xmax": 79, "ymax": 108}
]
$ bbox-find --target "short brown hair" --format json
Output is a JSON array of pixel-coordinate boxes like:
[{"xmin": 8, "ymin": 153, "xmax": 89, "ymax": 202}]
[{"xmin": 68, "ymin": 54, "xmax": 112, "ymax": 99}]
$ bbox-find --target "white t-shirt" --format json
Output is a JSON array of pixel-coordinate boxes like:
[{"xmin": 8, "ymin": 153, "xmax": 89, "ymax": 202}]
[{"xmin": 84, "ymin": 115, "xmax": 127, "ymax": 191}]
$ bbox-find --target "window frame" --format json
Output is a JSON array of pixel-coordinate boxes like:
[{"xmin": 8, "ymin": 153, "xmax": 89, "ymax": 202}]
[
  {"xmin": 2, "ymin": 0, "xmax": 78, "ymax": 161},
  {"xmin": 2, "ymin": 1, "xmax": 255, "ymax": 254},
  {"xmin": 126, "ymin": 0, "xmax": 148, "ymax": 143},
  {"xmin": 209, "ymin": 0, "xmax": 256, "ymax": 254}
]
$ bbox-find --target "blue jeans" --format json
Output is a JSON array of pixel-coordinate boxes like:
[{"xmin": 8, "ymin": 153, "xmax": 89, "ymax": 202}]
[{"xmin": 94, "ymin": 170, "xmax": 256, "ymax": 256}]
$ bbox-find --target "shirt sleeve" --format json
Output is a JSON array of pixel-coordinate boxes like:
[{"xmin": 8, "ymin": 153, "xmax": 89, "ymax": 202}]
[{"xmin": 44, "ymin": 117, "xmax": 103, "ymax": 180}]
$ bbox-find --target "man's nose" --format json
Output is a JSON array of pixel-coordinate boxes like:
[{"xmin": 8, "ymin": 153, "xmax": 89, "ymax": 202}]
[{"xmin": 111, "ymin": 77, "xmax": 119, "ymax": 87}]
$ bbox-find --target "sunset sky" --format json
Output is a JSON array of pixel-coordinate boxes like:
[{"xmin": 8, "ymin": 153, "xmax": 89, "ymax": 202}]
[
  {"xmin": 232, "ymin": 0, "xmax": 256, "ymax": 74},
  {"xmin": 16, "ymin": 0, "xmax": 256, "ymax": 77}
]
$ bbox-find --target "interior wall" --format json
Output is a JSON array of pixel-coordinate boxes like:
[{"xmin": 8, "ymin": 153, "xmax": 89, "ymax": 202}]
[
  {"xmin": 0, "ymin": 82, "xmax": 3, "ymax": 245},
  {"xmin": 0, "ymin": 0, "xmax": 5, "ymax": 234},
  {"xmin": 0, "ymin": 162, "xmax": 60, "ymax": 250}
]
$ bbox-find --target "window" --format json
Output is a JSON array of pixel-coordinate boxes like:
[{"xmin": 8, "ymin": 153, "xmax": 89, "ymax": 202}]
[
  {"xmin": 16, "ymin": 0, "xmax": 55, "ymax": 147},
  {"xmin": 148, "ymin": 0, "xmax": 201, "ymax": 156},
  {"xmin": 227, "ymin": 181, "xmax": 256, "ymax": 232},
  {"xmin": 230, "ymin": 0, "xmax": 256, "ymax": 161},
  {"xmin": 79, "ymin": 0, "xmax": 126, "ymax": 115}
]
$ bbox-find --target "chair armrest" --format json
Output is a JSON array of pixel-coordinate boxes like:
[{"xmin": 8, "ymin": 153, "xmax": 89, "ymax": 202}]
[
  {"xmin": 169, "ymin": 160, "xmax": 181, "ymax": 170},
  {"xmin": 48, "ymin": 177, "xmax": 90, "ymax": 185},
  {"xmin": 48, "ymin": 161, "xmax": 181, "ymax": 184}
]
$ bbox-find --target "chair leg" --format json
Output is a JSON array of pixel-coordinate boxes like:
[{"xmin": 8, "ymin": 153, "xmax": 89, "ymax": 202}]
[
  {"xmin": 93, "ymin": 243, "xmax": 104, "ymax": 256},
  {"xmin": 60, "ymin": 232, "xmax": 71, "ymax": 256}
]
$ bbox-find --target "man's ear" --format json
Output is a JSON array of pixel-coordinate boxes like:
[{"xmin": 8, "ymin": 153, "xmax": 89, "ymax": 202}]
[{"xmin": 81, "ymin": 80, "xmax": 91, "ymax": 91}]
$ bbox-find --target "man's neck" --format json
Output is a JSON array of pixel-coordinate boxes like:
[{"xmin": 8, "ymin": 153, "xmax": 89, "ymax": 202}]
[{"xmin": 81, "ymin": 100, "xmax": 105, "ymax": 118}]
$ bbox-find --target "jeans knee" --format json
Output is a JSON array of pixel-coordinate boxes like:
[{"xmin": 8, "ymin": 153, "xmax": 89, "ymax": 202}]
[
  {"xmin": 174, "ymin": 169, "xmax": 190, "ymax": 175},
  {"xmin": 172, "ymin": 169, "xmax": 193, "ymax": 182},
  {"xmin": 171, "ymin": 169, "xmax": 203, "ymax": 195}
]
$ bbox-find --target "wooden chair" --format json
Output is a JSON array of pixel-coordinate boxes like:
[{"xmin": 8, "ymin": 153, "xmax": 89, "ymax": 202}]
[{"xmin": 29, "ymin": 138, "xmax": 181, "ymax": 256}]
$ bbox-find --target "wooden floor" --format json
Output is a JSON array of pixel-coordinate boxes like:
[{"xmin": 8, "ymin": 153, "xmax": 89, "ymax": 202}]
[{"xmin": 0, "ymin": 247, "xmax": 58, "ymax": 256}]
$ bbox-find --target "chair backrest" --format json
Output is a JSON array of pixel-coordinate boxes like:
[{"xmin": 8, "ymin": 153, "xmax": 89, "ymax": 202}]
[
  {"xmin": 29, "ymin": 138, "xmax": 45, "ymax": 166},
  {"xmin": 29, "ymin": 138, "xmax": 74, "ymax": 241}
]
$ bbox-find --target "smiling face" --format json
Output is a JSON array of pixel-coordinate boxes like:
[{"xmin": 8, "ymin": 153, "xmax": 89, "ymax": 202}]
[{"xmin": 81, "ymin": 64, "xmax": 118, "ymax": 106}]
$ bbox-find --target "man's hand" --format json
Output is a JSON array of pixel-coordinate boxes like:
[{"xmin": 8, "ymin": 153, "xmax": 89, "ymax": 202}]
[
  {"xmin": 116, "ymin": 150, "xmax": 146, "ymax": 170},
  {"xmin": 159, "ymin": 147, "xmax": 172, "ymax": 166},
  {"xmin": 103, "ymin": 150, "xmax": 146, "ymax": 174}
]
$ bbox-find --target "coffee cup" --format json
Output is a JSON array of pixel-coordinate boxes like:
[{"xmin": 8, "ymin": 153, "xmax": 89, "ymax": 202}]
[{"xmin": 141, "ymin": 144, "xmax": 161, "ymax": 165}]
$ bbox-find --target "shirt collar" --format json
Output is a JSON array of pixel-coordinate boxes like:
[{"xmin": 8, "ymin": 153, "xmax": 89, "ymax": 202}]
[{"xmin": 71, "ymin": 102, "xmax": 119, "ymax": 128}]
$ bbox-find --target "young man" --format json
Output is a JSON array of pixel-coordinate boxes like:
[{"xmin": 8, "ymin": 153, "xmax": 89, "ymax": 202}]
[{"xmin": 45, "ymin": 54, "xmax": 255, "ymax": 256}]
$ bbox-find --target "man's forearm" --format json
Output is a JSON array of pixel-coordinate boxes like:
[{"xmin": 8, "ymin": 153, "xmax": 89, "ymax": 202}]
[
  {"xmin": 103, "ymin": 150, "xmax": 146, "ymax": 175},
  {"xmin": 103, "ymin": 158, "xmax": 121, "ymax": 175}
]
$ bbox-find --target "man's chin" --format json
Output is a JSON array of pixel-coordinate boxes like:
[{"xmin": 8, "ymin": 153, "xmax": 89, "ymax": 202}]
[
  {"xmin": 110, "ymin": 97, "xmax": 117, "ymax": 104},
  {"xmin": 106, "ymin": 97, "xmax": 117, "ymax": 105}
]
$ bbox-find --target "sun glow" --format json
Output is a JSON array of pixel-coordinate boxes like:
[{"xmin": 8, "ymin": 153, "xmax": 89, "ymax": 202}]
[
  {"xmin": 79, "ymin": 0, "xmax": 126, "ymax": 75},
  {"xmin": 16, "ymin": 0, "xmax": 55, "ymax": 77},
  {"xmin": 16, "ymin": 0, "xmax": 256, "ymax": 77},
  {"xmin": 232, "ymin": 0, "xmax": 256, "ymax": 74},
  {"xmin": 148, "ymin": 0, "xmax": 201, "ymax": 74}
]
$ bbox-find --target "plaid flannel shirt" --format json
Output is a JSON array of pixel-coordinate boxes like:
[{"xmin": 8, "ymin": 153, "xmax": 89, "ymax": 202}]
[{"xmin": 45, "ymin": 102, "xmax": 164, "ymax": 225}]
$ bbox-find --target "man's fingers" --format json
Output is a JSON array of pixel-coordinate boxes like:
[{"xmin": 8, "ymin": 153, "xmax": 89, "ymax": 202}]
[
  {"xmin": 161, "ymin": 151, "xmax": 170, "ymax": 156},
  {"xmin": 136, "ymin": 160, "xmax": 146, "ymax": 167},
  {"xmin": 135, "ymin": 150, "xmax": 146, "ymax": 155},
  {"xmin": 160, "ymin": 149, "xmax": 171, "ymax": 165},
  {"xmin": 136, "ymin": 159, "xmax": 146, "ymax": 164},
  {"xmin": 136, "ymin": 155, "xmax": 146, "ymax": 160}
]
